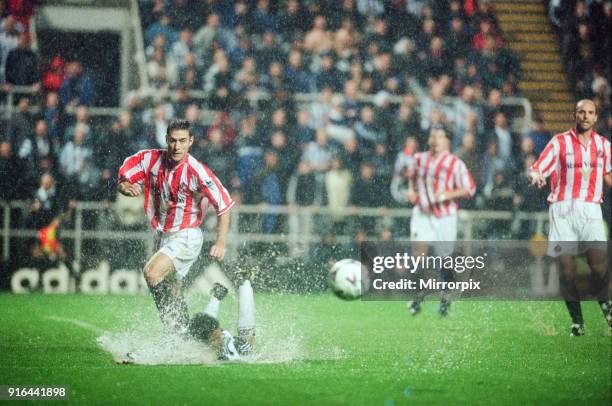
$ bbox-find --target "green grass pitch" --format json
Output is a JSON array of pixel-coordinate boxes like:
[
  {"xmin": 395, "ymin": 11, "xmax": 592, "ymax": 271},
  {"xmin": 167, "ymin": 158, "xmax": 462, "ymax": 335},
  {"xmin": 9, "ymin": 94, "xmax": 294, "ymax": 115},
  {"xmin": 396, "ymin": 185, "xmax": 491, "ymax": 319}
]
[{"xmin": 0, "ymin": 293, "xmax": 610, "ymax": 405}]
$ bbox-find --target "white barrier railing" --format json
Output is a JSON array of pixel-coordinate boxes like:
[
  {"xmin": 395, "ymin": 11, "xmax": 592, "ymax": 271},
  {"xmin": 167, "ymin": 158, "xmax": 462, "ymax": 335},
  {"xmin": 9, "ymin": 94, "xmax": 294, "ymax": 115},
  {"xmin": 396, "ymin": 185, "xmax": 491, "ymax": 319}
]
[{"xmin": 1, "ymin": 200, "xmax": 548, "ymax": 268}]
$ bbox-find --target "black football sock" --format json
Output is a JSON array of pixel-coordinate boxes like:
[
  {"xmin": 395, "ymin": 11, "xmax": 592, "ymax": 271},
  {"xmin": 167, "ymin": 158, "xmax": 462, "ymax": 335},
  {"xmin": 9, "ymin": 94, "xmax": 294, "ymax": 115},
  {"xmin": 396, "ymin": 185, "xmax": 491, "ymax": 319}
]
[
  {"xmin": 591, "ymin": 271, "xmax": 610, "ymax": 302},
  {"xmin": 149, "ymin": 280, "xmax": 188, "ymax": 333},
  {"xmin": 150, "ymin": 280, "xmax": 172, "ymax": 318},
  {"xmin": 565, "ymin": 301, "xmax": 584, "ymax": 325},
  {"xmin": 168, "ymin": 291, "xmax": 190, "ymax": 334},
  {"xmin": 439, "ymin": 266, "xmax": 455, "ymax": 302}
]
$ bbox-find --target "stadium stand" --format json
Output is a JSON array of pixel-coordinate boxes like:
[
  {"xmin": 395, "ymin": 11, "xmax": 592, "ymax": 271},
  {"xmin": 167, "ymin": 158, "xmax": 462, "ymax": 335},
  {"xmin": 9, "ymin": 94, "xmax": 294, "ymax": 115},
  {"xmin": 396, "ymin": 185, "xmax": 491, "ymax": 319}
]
[{"xmin": 0, "ymin": 0, "xmax": 609, "ymax": 269}]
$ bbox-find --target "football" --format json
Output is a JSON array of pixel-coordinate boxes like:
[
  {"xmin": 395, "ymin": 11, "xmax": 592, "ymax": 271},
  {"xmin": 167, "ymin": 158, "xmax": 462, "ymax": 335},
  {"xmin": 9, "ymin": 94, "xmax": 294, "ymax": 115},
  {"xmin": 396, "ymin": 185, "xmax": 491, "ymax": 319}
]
[{"xmin": 328, "ymin": 259, "xmax": 363, "ymax": 300}]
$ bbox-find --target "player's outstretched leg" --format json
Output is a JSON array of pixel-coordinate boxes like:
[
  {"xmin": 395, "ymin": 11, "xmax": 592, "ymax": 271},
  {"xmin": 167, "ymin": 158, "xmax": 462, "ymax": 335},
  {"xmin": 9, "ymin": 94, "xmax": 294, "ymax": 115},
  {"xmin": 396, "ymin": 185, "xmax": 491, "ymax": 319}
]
[{"xmin": 235, "ymin": 274, "xmax": 256, "ymax": 355}]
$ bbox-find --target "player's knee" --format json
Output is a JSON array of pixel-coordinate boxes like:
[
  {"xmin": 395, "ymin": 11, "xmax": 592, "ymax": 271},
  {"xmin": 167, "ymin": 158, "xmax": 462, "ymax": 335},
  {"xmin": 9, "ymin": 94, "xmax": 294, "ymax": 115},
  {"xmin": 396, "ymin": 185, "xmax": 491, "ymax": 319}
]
[{"xmin": 144, "ymin": 264, "xmax": 164, "ymax": 286}]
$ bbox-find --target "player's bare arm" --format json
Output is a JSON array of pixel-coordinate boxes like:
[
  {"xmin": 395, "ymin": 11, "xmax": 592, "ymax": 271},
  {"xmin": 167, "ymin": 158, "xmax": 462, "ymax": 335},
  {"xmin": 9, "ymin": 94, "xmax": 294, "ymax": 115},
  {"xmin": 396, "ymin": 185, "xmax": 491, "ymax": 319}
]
[
  {"xmin": 209, "ymin": 211, "xmax": 230, "ymax": 261},
  {"xmin": 435, "ymin": 188, "xmax": 471, "ymax": 202},
  {"xmin": 604, "ymin": 172, "xmax": 612, "ymax": 188},
  {"xmin": 118, "ymin": 181, "xmax": 142, "ymax": 197},
  {"xmin": 406, "ymin": 178, "xmax": 417, "ymax": 204}
]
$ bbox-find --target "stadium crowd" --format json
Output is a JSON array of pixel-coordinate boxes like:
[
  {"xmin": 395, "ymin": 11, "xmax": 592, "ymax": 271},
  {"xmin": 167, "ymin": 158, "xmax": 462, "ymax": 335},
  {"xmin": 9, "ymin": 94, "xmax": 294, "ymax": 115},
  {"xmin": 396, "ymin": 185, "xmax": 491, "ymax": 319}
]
[
  {"xmin": 0, "ymin": 0, "xmax": 609, "ymax": 242},
  {"xmin": 549, "ymin": 0, "xmax": 611, "ymax": 135}
]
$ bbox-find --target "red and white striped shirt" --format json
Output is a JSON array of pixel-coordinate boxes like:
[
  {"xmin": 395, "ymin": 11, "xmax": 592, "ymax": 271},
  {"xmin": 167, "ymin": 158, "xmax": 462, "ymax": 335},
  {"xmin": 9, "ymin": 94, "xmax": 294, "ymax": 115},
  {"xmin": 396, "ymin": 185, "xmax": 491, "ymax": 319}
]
[
  {"xmin": 118, "ymin": 149, "xmax": 235, "ymax": 232},
  {"xmin": 409, "ymin": 151, "xmax": 476, "ymax": 217},
  {"xmin": 531, "ymin": 129, "xmax": 611, "ymax": 203}
]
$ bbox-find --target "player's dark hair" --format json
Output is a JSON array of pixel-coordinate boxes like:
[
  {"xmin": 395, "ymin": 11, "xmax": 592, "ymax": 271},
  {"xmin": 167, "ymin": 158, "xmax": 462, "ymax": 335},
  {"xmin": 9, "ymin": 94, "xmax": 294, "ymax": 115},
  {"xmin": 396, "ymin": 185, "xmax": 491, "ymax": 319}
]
[
  {"xmin": 166, "ymin": 119, "xmax": 193, "ymax": 138},
  {"xmin": 188, "ymin": 312, "xmax": 220, "ymax": 342},
  {"xmin": 430, "ymin": 123, "xmax": 452, "ymax": 141}
]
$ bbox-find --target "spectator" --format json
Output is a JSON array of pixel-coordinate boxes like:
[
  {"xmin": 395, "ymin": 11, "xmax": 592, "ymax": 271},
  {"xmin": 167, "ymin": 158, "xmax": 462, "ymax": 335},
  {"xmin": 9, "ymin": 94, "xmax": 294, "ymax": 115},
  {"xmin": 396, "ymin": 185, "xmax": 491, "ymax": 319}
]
[
  {"xmin": 28, "ymin": 172, "xmax": 67, "ymax": 229},
  {"xmin": 302, "ymin": 129, "xmax": 333, "ymax": 204},
  {"xmin": 456, "ymin": 131, "xmax": 481, "ymax": 187},
  {"xmin": 202, "ymin": 127, "xmax": 236, "ymax": 187},
  {"xmin": 59, "ymin": 61, "xmax": 95, "ymax": 107},
  {"xmin": 420, "ymin": 80, "xmax": 452, "ymax": 131},
  {"xmin": 354, "ymin": 105, "xmax": 385, "ymax": 157},
  {"xmin": 43, "ymin": 55, "xmax": 65, "ymax": 93},
  {"xmin": 252, "ymin": 149, "xmax": 282, "ymax": 233},
  {"xmin": 18, "ymin": 119, "xmax": 58, "ymax": 177},
  {"xmin": 170, "ymin": 29, "xmax": 194, "ymax": 69},
  {"xmin": 193, "ymin": 13, "xmax": 221, "ymax": 61},
  {"xmin": 285, "ymin": 49, "xmax": 314, "ymax": 93},
  {"xmin": 340, "ymin": 136, "xmax": 362, "ymax": 178},
  {"xmin": 147, "ymin": 47, "xmax": 178, "ymax": 89},
  {"xmin": 482, "ymin": 169, "xmax": 514, "ymax": 213},
  {"xmin": 59, "ymin": 124, "xmax": 96, "ymax": 200},
  {"xmin": 0, "ymin": 15, "xmax": 23, "ymax": 85},
  {"xmin": 6, "ymin": 97, "xmax": 33, "ymax": 146},
  {"xmin": 269, "ymin": 130, "xmax": 297, "ymax": 199},
  {"xmin": 325, "ymin": 94, "xmax": 354, "ymax": 146},
  {"xmin": 146, "ymin": 102, "xmax": 171, "ymax": 148},
  {"xmin": 166, "ymin": 0, "xmax": 196, "ymax": 31},
  {"xmin": 43, "ymin": 92, "xmax": 62, "ymax": 142},
  {"xmin": 278, "ymin": 0, "xmax": 309, "ymax": 39},
  {"xmin": 235, "ymin": 116, "xmax": 263, "ymax": 203},
  {"xmin": 296, "ymin": 109, "xmax": 316, "ymax": 149},
  {"xmin": 446, "ymin": 17, "xmax": 471, "ymax": 59},
  {"xmin": 350, "ymin": 161, "xmax": 379, "ymax": 229},
  {"xmin": 304, "ymin": 15, "xmax": 333, "ymax": 55},
  {"xmin": 145, "ymin": 13, "xmax": 177, "ymax": 46},
  {"xmin": 325, "ymin": 155, "xmax": 352, "ymax": 215},
  {"xmin": 287, "ymin": 159, "xmax": 317, "ymax": 256},
  {"xmin": 251, "ymin": 0, "xmax": 277, "ymax": 35},
  {"xmin": 260, "ymin": 61, "xmax": 286, "ymax": 94},
  {"xmin": 203, "ymin": 50, "xmax": 235, "ymax": 110},
  {"xmin": 0, "ymin": 141, "xmax": 23, "ymax": 200},
  {"xmin": 309, "ymin": 86, "xmax": 333, "ymax": 130},
  {"xmin": 388, "ymin": 95, "xmax": 422, "ymax": 156},
  {"xmin": 4, "ymin": 32, "xmax": 40, "ymax": 91},
  {"xmin": 491, "ymin": 111, "xmax": 513, "ymax": 164},
  {"xmin": 452, "ymin": 86, "xmax": 483, "ymax": 149},
  {"xmin": 390, "ymin": 136, "xmax": 417, "ymax": 205},
  {"xmin": 526, "ymin": 117, "xmax": 552, "ymax": 156},
  {"xmin": 481, "ymin": 140, "xmax": 507, "ymax": 192}
]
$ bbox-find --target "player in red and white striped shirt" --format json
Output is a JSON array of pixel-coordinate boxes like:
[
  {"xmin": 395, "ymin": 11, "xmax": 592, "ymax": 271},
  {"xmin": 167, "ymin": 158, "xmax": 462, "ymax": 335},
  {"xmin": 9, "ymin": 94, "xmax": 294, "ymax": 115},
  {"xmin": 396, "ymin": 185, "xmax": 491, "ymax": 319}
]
[
  {"xmin": 118, "ymin": 120, "xmax": 256, "ymax": 358},
  {"xmin": 529, "ymin": 99, "xmax": 612, "ymax": 335},
  {"xmin": 406, "ymin": 125, "xmax": 476, "ymax": 316}
]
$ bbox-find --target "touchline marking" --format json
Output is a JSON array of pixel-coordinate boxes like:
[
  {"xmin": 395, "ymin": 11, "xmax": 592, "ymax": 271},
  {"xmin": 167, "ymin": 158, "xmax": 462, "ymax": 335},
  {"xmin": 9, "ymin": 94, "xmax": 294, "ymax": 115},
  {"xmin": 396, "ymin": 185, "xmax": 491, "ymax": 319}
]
[{"xmin": 46, "ymin": 316, "xmax": 107, "ymax": 334}]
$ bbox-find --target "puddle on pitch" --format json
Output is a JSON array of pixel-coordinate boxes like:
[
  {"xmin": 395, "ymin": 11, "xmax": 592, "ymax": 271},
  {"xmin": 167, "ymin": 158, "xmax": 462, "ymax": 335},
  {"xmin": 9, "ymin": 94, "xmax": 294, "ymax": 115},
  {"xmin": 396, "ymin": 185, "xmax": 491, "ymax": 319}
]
[{"xmin": 96, "ymin": 322, "xmax": 345, "ymax": 366}]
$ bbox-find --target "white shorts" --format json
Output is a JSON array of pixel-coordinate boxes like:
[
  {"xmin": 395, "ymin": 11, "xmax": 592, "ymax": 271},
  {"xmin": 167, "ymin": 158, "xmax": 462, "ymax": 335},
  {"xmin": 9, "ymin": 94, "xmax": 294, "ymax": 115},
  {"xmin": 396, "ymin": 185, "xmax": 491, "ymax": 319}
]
[
  {"xmin": 154, "ymin": 227, "xmax": 204, "ymax": 278},
  {"xmin": 547, "ymin": 200, "xmax": 607, "ymax": 257},
  {"xmin": 410, "ymin": 206, "xmax": 457, "ymax": 256}
]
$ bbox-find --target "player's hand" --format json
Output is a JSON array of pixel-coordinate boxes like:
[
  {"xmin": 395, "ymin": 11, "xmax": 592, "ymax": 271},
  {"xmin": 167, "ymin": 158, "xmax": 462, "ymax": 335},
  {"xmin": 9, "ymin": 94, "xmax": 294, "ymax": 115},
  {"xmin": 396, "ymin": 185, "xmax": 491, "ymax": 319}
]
[
  {"xmin": 209, "ymin": 242, "xmax": 226, "ymax": 261},
  {"xmin": 119, "ymin": 183, "xmax": 142, "ymax": 197},
  {"xmin": 406, "ymin": 188, "xmax": 417, "ymax": 204},
  {"xmin": 528, "ymin": 171, "xmax": 546, "ymax": 189},
  {"xmin": 434, "ymin": 191, "xmax": 447, "ymax": 202}
]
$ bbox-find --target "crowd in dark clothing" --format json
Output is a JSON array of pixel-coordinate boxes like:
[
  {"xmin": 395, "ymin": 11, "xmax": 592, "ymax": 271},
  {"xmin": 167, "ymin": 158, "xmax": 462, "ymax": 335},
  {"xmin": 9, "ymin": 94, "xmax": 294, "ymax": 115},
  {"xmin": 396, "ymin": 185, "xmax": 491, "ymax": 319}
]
[
  {"xmin": 549, "ymin": 0, "xmax": 611, "ymax": 135},
  {"xmin": 1, "ymin": 1, "xmax": 609, "ymax": 244}
]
